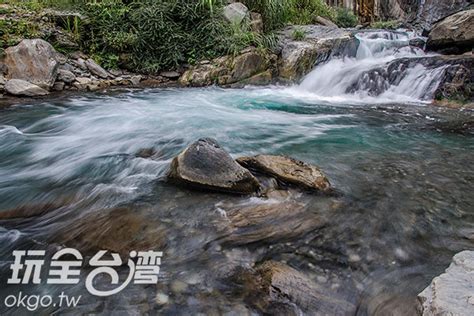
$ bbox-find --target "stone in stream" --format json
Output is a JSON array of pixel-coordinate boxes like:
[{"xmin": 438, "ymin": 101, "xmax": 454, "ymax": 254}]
[
  {"xmin": 54, "ymin": 207, "xmax": 168, "ymax": 258},
  {"xmin": 231, "ymin": 261, "xmax": 357, "ymax": 315},
  {"xmin": 418, "ymin": 250, "xmax": 474, "ymax": 316},
  {"xmin": 237, "ymin": 155, "xmax": 332, "ymax": 193},
  {"xmin": 216, "ymin": 197, "xmax": 326, "ymax": 246},
  {"xmin": 2, "ymin": 39, "xmax": 59, "ymax": 89},
  {"xmin": 4, "ymin": 79, "xmax": 49, "ymax": 97},
  {"xmin": 427, "ymin": 9, "xmax": 474, "ymax": 54},
  {"xmin": 168, "ymin": 138, "xmax": 260, "ymax": 194}
]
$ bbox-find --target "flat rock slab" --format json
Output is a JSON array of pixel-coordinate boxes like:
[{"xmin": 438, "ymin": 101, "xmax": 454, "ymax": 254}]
[
  {"xmin": 237, "ymin": 155, "xmax": 331, "ymax": 193},
  {"xmin": 168, "ymin": 138, "xmax": 260, "ymax": 194},
  {"xmin": 418, "ymin": 250, "xmax": 474, "ymax": 315},
  {"xmin": 5, "ymin": 79, "xmax": 49, "ymax": 97},
  {"xmin": 54, "ymin": 207, "xmax": 168, "ymax": 258},
  {"xmin": 216, "ymin": 198, "xmax": 325, "ymax": 246}
]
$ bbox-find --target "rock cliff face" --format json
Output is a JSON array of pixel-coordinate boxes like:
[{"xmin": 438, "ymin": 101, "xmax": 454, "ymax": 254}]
[
  {"xmin": 332, "ymin": 0, "xmax": 471, "ymax": 31},
  {"xmin": 426, "ymin": 9, "xmax": 474, "ymax": 54},
  {"xmin": 415, "ymin": 0, "xmax": 471, "ymax": 31}
]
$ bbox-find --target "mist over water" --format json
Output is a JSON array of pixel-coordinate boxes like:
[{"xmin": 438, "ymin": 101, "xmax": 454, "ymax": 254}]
[{"xmin": 0, "ymin": 30, "xmax": 472, "ymax": 315}]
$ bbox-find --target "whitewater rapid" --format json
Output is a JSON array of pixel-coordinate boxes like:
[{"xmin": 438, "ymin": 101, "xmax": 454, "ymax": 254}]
[{"xmin": 292, "ymin": 30, "xmax": 446, "ymax": 104}]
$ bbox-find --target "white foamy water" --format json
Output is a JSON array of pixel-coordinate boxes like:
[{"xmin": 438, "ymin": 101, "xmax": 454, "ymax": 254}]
[{"xmin": 296, "ymin": 30, "xmax": 445, "ymax": 103}]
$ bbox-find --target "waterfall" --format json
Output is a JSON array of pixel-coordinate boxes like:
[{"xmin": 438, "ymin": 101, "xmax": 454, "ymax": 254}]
[{"xmin": 297, "ymin": 30, "xmax": 447, "ymax": 103}]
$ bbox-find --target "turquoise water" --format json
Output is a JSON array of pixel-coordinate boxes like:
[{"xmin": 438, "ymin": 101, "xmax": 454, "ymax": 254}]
[{"xmin": 0, "ymin": 87, "xmax": 473, "ymax": 314}]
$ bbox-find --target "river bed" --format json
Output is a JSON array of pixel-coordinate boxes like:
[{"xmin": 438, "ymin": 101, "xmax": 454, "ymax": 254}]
[{"xmin": 0, "ymin": 86, "xmax": 473, "ymax": 314}]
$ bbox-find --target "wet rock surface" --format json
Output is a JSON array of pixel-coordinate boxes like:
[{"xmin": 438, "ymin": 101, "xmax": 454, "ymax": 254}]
[
  {"xmin": 418, "ymin": 250, "xmax": 474, "ymax": 316},
  {"xmin": 347, "ymin": 54, "xmax": 474, "ymax": 102},
  {"xmin": 54, "ymin": 207, "xmax": 168, "ymax": 258},
  {"xmin": 230, "ymin": 261, "xmax": 357, "ymax": 315},
  {"xmin": 276, "ymin": 25, "xmax": 356, "ymax": 82},
  {"xmin": 214, "ymin": 196, "xmax": 326, "ymax": 246},
  {"xmin": 237, "ymin": 154, "xmax": 332, "ymax": 193},
  {"xmin": 168, "ymin": 138, "xmax": 260, "ymax": 194}
]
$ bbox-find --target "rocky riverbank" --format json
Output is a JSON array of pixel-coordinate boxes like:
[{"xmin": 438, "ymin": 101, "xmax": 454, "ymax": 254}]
[{"xmin": 1, "ymin": 3, "xmax": 473, "ymax": 107}]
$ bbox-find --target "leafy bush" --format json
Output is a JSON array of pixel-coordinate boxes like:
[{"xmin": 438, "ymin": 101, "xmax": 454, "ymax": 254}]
[
  {"xmin": 243, "ymin": 0, "xmax": 335, "ymax": 31},
  {"xmin": 0, "ymin": 18, "xmax": 39, "ymax": 52},
  {"xmin": 334, "ymin": 8, "xmax": 358, "ymax": 28},
  {"xmin": 78, "ymin": 0, "xmax": 276, "ymax": 73}
]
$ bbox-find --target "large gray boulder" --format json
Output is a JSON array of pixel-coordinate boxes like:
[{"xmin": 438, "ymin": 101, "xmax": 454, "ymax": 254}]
[
  {"xmin": 427, "ymin": 9, "xmax": 474, "ymax": 54},
  {"xmin": 277, "ymin": 25, "xmax": 356, "ymax": 82},
  {"xmin": 237, "ymin": 154, "xmax": 332, "ymax": 193},
  {"xmin": 3, "ymin": 39, "xmax": 59, "ymax": 89},
  {"xmin": 223, "ymin": 2, "xmax": 249, "ymax": 24},
  {"xmin": 418, "ymin": 250, "xmax": 474, "ymax": 315},
  {"xmin": 5, "ymin": 79, "xmax": 49, "ymax": 97},
  {"xmin": 168, "ymin": 138, "xmax": 260, "ymax": 194},
  {"xmin": 179, "ymin": 48, "xmax": 274, "ymax": 87}
]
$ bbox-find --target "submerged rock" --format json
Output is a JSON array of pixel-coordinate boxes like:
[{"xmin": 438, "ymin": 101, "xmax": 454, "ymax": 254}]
[
  {"xmin": 233, "ymin": 261, "xmax": 356, "ymax": 315},
  {"xmin": 168, "ymin": 138, "xmax": 260, "ymax": 194},
  {"xmin": 55, "ymin": 207, "xmax": 167, "ymax": 258},
  {"xmin": 3, "ymin": 39, "xmax": 59, "ymax": 89},
  {"xmin": 5, "ymin": 79, "xmax": 49, "ymax": 97},
  {"xmin": 216, "ymin": 198, "xmax": 326, "ymax": 246},
  {"xmin": 237, "ymin": 155, "xmax": 332, "ymax": 193},
  {"xmin": 418, "ymin": 250, "xmax": 474, "ymax": 315},
  {"xmin": 427, "ymin": 9, "xmax": 474, "ymax": 54}
]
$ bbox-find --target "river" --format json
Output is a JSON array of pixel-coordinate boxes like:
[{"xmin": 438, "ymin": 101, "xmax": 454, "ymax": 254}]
[{"xmin": 0, "ymin": 30, "xmax": 473, "ymax": 315}]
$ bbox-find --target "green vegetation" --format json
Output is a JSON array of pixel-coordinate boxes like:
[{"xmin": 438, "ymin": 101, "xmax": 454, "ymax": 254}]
[
  {"xmin": 80, "ymin": 0, "xmax": 276, "ymax": 73},
  {"xmin": 1, "ymin": 0, "xmax": 366, "ymax": 72},
  {"xmin": 370, "ymin": 20, "xmax": 400, "ymax": 29},
  {"xmin": 334, "ymin": 8, "xmax": 358, "ymax": 28},
  {"xmin": 243, "ymin": 0, "xmax": 337, "ymax": 31},
  {"xmin": 292, "ymin": 28, "xmax": 306, "ymax": 41},
  {"xmin": 0, "ymin": 17, "xmax": 39, "ymax": 56}
]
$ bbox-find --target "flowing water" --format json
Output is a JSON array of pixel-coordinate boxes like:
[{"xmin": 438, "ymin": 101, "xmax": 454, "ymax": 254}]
[{"xmin": 0, "ymin": 31, "xmax": 473, "ymax": 315}]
